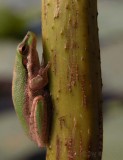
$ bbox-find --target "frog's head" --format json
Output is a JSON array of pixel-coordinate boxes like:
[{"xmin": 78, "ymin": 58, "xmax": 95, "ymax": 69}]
[
  {"xmin": 17, "ymin": 31, "xmax": 40, "ymax": 70},
  {"xmin": 17, "ymin": 31, "xmax": 37, "ymax": 55}
]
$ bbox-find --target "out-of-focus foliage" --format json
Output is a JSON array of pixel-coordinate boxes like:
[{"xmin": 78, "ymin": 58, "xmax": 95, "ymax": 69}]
[{"xmin": 0, "ymin": 7, "xmax": 26, "ymax": 39}]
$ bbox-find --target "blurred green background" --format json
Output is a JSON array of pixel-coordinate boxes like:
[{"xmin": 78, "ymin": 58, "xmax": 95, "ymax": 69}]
[{"xmin": 0, "ymin": 0, "xmax": 123, "ymax": 160}]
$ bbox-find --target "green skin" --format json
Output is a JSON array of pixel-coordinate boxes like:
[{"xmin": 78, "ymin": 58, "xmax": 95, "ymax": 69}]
[{"xmin": 12, "ymin": 31, "xmax": 50, "ymax": 147}]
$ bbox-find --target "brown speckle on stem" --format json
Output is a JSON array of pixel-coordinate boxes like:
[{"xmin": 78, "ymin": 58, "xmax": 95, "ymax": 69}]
[
  {"xmin": 52, "ymin": 25, "xmax": 54, "ymax": 29},
  {"xmin": 56, "ymin": 135, "xmax": 61, "ymax": 160},
  {"xmin": 67, "ymin": 61, "xmax": 78, "ymax": 91},
  {"xmin": 47, "ymin": 2, "xmax": 50, "ymax": 6},
  {"xmin": 79, "ymin": 136, "xmax": 83, "ymax": 156},
  {"xmin": 81, "ymin": 75, "xmax": 87, "ymax": 107},
  {"xmin": 65, "ymin": 138, "xmax": 76, "ymax": 160},
  {"xmin": 56, "ymin": 95, "xmax": 59, "ymax": 100},
  {"xmin": 60, "ymin": 29, "xmax": 64, "ymax": 35},
  {"xmin": 52, "ymin": 51, "xmax": 57, "ymax": 75},
  {"xmin": 43, "ymin": 0, "xmax": 47, "ymax": 22},
  {"xmin": 54, "ymin": 0, "xmax": 60, "ymax": 19},
  {"xmin": 64, "ymin": 41, "xmax": 70, "ymax": 50},
  {"xmin": 65, "ymin": 4, "xmax": 69, "ymax": 10},
  {"xmin": 51, "ymin": 48, "xmax": 54, "ymax": 52},
  {"xmin": 58, "ymin": 116, "xmax": 66, "ymax": 130}
]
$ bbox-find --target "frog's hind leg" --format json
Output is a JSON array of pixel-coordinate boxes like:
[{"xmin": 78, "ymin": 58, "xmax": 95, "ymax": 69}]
[{"xmin": 29, "ymin": 96, "xmax": 48, "ymax": 147}]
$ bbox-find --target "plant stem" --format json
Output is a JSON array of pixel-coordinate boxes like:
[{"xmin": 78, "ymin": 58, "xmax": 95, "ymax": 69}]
[{"xmin": 42, "ymin": 0, "xmax": 102, "ymax": 159}]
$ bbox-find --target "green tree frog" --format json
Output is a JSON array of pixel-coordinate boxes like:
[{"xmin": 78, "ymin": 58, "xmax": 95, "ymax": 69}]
[{"xmin": 12, "ymin": 31, "xmax": 52, "ymax": 147}]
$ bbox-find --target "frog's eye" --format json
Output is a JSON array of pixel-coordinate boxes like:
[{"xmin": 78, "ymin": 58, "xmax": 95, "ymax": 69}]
[
  {"xmin": 19, "ymin": 44, "xmax": 28, "ymax": 55},
  {"xmin": 22, "ymin": 45, "xmax": 29, "ymax": 55}
]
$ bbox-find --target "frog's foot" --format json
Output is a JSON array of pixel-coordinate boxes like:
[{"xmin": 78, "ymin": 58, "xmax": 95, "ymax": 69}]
[
  {"xmin": 29, "ymin": 62, "xmax": 51, "ymax": 91},
  {"xmin": 39, "ymin": 61, "xmax": 51, "ymax": 76}
]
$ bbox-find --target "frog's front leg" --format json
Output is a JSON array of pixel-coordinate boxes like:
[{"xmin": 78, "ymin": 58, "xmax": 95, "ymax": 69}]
[
  {"xmin": 29, "ymin": 95, "xmax": 48, "ymax": 147},
  {"xmin": 29, "ymin": 62, "xmax": 50, "ymax": 90}
]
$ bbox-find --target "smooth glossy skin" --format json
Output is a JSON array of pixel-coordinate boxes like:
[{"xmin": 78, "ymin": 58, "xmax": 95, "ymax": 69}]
[{"xmin": 12, "ymin": 31, "xmax": 50, "ymax": 147}]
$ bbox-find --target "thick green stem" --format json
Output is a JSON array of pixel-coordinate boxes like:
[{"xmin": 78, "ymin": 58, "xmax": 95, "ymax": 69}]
[{"xmin": 42, "ymin": 0, "xmax": 102, "ymax": 160}]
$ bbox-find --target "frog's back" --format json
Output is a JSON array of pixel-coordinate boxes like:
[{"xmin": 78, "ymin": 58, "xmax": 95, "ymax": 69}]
[{"xmin": 12, "ymin": 52, "xmax": 28, "ymax": 133}]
